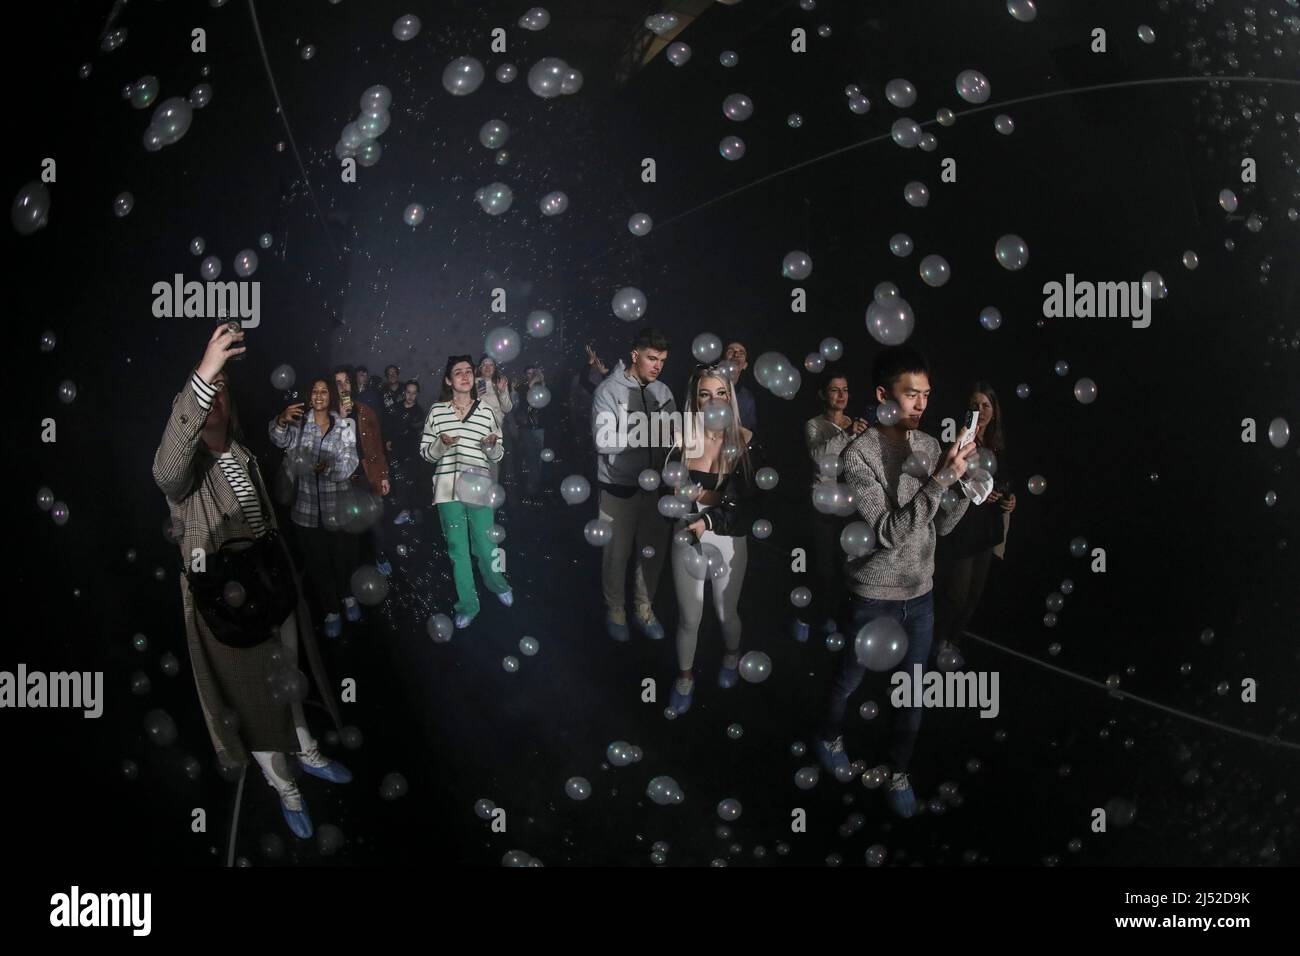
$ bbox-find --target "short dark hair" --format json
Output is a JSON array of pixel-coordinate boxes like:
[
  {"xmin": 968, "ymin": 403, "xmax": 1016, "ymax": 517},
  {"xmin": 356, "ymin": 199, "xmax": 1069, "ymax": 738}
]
[
  {"xmin": 356, "ymin": 365, "xmax": 370, "ymax": 376},
  {"xmin": 440, "ymin": 354, "xmax": 475, "ymax": 401},
  {"xmin": 872, "ymin": 346, "xmax": 930, "ymax": 395},
  {"xmin": 632, "ymin": 327, "xmax": 670, "ymax": 353},
  {"xmin": 384, "ymin": 364, "xmax": 400, "ymax": 375},
  {"xmin": 404, "ymin": 379, "xmax": 421, "ymax": 392}
]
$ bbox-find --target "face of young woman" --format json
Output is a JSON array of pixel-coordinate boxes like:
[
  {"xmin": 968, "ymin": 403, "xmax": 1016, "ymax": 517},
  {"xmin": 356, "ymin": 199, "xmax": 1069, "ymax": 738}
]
[
  {"xmin": 310, "ymin": 380, "xmax": 331, "ymax": 412},
  {"xmin": 404, "ymin": 384, "xmax": 419, "ymax": 405},
  {"xmin": 447, "ymin": 362, "xmax": 475, "ymax": 396},
  {"xmin": 478, "ymin": 359, "xmax": 496, "ymax": 379},
  {"xmin": 973, "ymin": 391, "xmax": 994, "ymax": 428},
  {"xmin": 823, "ymin": 377, "xmax": 849, "ymax": 414},
  {"xmin": 695, "ymin": 375, "xmax": 729, "ymax": 411}
]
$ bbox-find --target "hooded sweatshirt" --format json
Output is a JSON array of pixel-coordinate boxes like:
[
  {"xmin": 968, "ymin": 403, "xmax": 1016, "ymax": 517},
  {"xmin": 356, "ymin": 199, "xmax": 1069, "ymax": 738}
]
[{"xmin": 590, "ymin": 360, "xmax": 677, "ymax": 491}]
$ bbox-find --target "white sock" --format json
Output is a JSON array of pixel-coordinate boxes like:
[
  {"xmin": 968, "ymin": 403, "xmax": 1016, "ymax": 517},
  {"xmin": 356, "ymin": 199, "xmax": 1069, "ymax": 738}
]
[
  {"xmin": 253, "ymin": 751, "xmax": 303, "ymax": 809},
  {"xmin": 343, "ymin": 597, "xmax": 358, "ymax": 607},
  {"xmin": 674, "ymin": 676, "xmax": 694, "ymax": 695}
]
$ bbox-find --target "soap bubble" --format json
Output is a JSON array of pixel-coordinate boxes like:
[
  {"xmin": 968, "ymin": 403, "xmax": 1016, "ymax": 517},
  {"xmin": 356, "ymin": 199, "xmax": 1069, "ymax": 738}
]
[
  {"xmin": 903, "ymin": 182, "xmax": 930, "ymax": 207},
  {"xmin": 847, "ymin": 94, "xmax": 871, "ymax": 115},
  {"xmin": 380, "ymin": 772, "xmax": 408, "ymax": 800},
  {"xmin": 519, "ymin": 636, "xmax": 539, "ymax": 656},
  {"xmin": 795, "ymin": 767, "xmax": 820, "ymax": 790},
  {"xmin": 755, "ymin": 467, "xmax": 779, "ymax": 490},
  {"xmin": 866, "ymin": 299, "xmax": 915, "ymax": 346},
  {"xmin": 751, "ymin": 519, "xmax": 773, "ymax": 539},
  {"xmin": 782, "ymin": 250, "xmax": 813, "ymax": 280},
  {"xmin": 646, "ymin": 775, "xmax": 685, "ymax": 805},
  {"xmin": 692, "ymin": 333, "xmax": 723, "ymax": 363},
  {"xmin": 854, "ymin": 617, "xmax": 908, "ymax": 671},
  {"xmin": 1137, "ymin": 24, "xmax": 1155, "ymax": 44},
  {"xmin": 1016, "ymin": 383, "xmax": 1030, "ymax": 399},
  {"xmin": 717, "ymin": 798, "xmax": 743, "ymax": 821},
  {"xmin": 722, "ymin": 93, "xmax": 754, "ymax": 121},
  {"xmin": 993, "ymin": 114, "xmax": 1015, "ymax": 135},
  {"xmin": 885, "ymin": 78, "xmax": 917, "ymax": 108},
  {"xmin": 1141, "ymin": 270, "xmax": 1167, "ymax": 300},
  {"xmin": 859, "ymin": 701, "xmax": 880, "ymax": 720},
  {"xmin": 427, "ymin": 614, "xmax": 453, "ymax": 642},
  {"xmin": 607, "ymin": 741, "xmax": 634, "ymax": 767},
  {"xmin": 995, "ymin": 234, "xmax": 1030, "ymax": 270},
  {"xmin": 611, "ymin": 287, "xmax": 647, "ymax": 321},
  {"xmin": 565, "ymin": 777, "xmax": 591, "ymax": 801},
  {"xmin": 392, "ymin": 14, "xmax": 421, "ymax": 40},
  {"xmin": 1182, "ymin": 250, "xmax": 1199, "ymax": 270},
  {"xmin": 719, "ymin": 135, "xmax": 745, "ymax": 160},
  {"xmin": 790, "ymin": 586, "xmax": 812, "ymax": 608},
  {"xmin": 955, "ymin": 69, "xmax": 991, "ymax": 104},
  {"xmin": 804, "ymin": 353, "xmax": 825, "ymax": 373},
  {"xmin": 1027, "ymin": 475, "xmax": 1046, "ymax": 495},
  {"xmin": 1007, "ymin": 0, "xmax": 1037, "ymax": 22},
  {"xmin": 233, "ymin": 249, "xmax": 258, "ymax": 277},
  {"xmin": 502, "ymin": 656, "xmax": 520, "ymax": 673},
  {"xmin": 1218, "ymin": 189, "xmax": 1238, "ymax": 212},
  {"xmin": 475, "ymin": 182, "xmax": 513, "ymax": 216},
  {"xmin": 819, "ymin": 337, "xmax": 843, "ymax": 360},
  {"xmin": 1073, "ymin": 378, "xmax": 1098, "ymax": 404},
  {"xmin": 666, "ymin": 42, "xmax": 692, "ymax": 67},
  {"xmin": 527, "ymin": 385, "xmax": 551, "ymax": 408},
  {"xmin": 739, "ymin": 651, "xmax": 772, "ymax": 683},
  {"xmin": 919, "ymin": 254, "xmax": 951, "ymax": 287},
  {"xmin": 889, "ymin": 233, "xmax": 914, "ymax": 257},
  {"xmin": 443, "ymin": 57, "xmax": 485, "ymax": 95},
  {"xmin": 876, "ymin": 401, "xmax": 902, "ymax": 426},
  {"xmin": 583, "ymin": 519, "xmax": 614, "ymax": 546},
  {"xmin": 628, "ymin": 212, "xmax": 653, "ymax": 236},
  {"xmin": 526, "ymin": 310, "xmax": 554, "ymax": 338},
  {"xmin": 840, "ymin": 522, "xmax": 876, "ymax": 557},
  {"xmin": 1267, "ymin": 418, "xmax": 1290, "ymax": 448},
  {"xmin": 485, "ymin": 327, "xmax": 521, "ymax": 363},
  {"xmin": 1069, "ymin": 536, "xmax": 1089, "ymax": 558},
  {"xmin": 496, "ymin": 63, "xmax": 517, "ymax": 83},
  {"xmin": 350, "ymin": 566, "xmax": 389, "ymax": 605},
  {"xmin": 539, "ymin": 191, "xmax": 569, "ymax": 216},
  {"xmin": 637, "ymin": 469, "xmax": 661, "ymax": 492},
  {"xmin": 979, "ymin": 306, "xmax": 1003, "ymax": 331},
  {"xmin": 720, "ymin": 51, "xmax": 738, "ymax": 67}
]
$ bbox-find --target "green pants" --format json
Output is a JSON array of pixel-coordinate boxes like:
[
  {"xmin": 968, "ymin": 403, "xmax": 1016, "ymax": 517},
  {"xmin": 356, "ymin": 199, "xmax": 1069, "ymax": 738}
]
[{"xmin": 437, "ymin": 501, "xmax": 510, "ymax": 616}]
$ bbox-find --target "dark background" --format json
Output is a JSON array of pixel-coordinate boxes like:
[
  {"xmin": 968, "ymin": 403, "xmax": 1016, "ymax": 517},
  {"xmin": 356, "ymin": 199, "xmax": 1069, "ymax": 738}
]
[{"xmin": 5, "ymin": 0, "xmax": 1299, "ymax": 867}]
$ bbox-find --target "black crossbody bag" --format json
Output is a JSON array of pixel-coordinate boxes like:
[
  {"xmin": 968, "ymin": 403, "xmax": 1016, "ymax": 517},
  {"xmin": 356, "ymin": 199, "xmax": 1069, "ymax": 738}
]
[{"xmin": 185, "ymin": 452, "xmax": 299, "ymax": 649}]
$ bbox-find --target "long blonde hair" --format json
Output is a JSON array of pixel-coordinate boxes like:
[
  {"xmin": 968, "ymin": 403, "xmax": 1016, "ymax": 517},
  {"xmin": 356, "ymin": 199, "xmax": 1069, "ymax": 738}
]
[{"xmin": 679, "ymin": 365, "xmax": 752, "ymax": 481}]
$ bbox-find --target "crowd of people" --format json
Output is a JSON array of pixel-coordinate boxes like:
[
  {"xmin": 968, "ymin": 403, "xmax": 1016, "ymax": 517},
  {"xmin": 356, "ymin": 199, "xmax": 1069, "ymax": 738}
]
[{"xmin": 154, "ymin": 321, "xmax": 1018, "ymax": 837}]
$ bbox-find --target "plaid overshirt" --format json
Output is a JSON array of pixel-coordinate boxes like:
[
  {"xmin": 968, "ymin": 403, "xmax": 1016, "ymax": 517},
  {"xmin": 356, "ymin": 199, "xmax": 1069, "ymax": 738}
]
[{"xmin": 269, "ymin": 411, "xmax": 359, "ymax": 528}]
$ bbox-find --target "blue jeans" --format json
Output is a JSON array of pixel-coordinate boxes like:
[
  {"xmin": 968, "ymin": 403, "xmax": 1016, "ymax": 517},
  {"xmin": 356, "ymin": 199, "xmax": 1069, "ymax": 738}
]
[{"xmin": 822, "ymin": 590, "xmax": 934, "ymax": 772}]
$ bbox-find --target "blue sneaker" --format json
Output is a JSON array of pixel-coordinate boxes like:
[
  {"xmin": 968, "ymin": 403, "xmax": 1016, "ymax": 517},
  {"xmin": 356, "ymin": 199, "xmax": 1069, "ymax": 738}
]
[
  {"xmin": 376, "ymin": 558, "xmax": 392, "ymax": 577},
  {"xmin": 496, "ymin": 590, "xmax": 514, "ymax": 608},
  {"xmin": 791, "ymin": 619, "xmax": 810, "ymax": 643},
  {"xmin": 815, "ymin": 735, "xmax": 851, "ymax": 776},
  {"xmin": 633, "ymin": 609, "xmax": 665, "ymax": 641},
  {"xmin": 454, "ymin": 612, "xmax": 475, "ymax": 630},
  {"xmin": 323, "ymin": 613, "xmax": 342, "ymax": 639},
  {"xmin": 278, "ymin": 787, "xmax": 313, "ymax": 839},
  {"xmin": 718, "ymin": 660, "xmax": 740, "ymax": 689},
  {"xmin": 343, "ymin": 600, "xmax": 362, "ymax": 623},
  {"xmin": 669, "ymin": 678, "xmax": 694, "ymax": 714},
  {"xmin": 606, "ymin": 608, "xmax": 630, "ymax": 643},
  {"xmin": 298, "ymin": 754, "xmax": 353, "ymax": 784},
  {"xmin": 886, "ymin": 773, "xmax": 918, "ymax": 819}
]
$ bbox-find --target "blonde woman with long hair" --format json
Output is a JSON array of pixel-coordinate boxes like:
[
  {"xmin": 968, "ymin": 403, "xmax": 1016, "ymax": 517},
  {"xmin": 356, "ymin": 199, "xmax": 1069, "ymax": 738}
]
[{"xmin": 664, "ymin": 365, "xmax": 765, "ymax": 715}]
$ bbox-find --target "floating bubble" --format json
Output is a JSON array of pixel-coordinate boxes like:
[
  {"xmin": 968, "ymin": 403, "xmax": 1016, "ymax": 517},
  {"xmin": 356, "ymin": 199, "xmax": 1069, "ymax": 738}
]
[
  {"xmin": 524, "ymin": 310, "xmax": 554, "ymax": 338},
  {"xmin": 1141, "ymin": 270, "xmax": 1167, "ymax": 300},
  {"xmin": 840, "ymin": 522, "xmax": 876, "ymax": 557},
  {"xmin": 790, "ymin": 586, "xmax": 812, "ymax": 608},
  {"xmin": 847, "ymin": 94, "xmax": 871, "ymax": 115},
  {"xmin": 717, "ymin": 798, "xmax": 743, "ymax": 821},
  {"xmin": 919, "ymin": 254, "xmax": 951, "ymax": 287},
  {"xmin": 726, "ymin": 723, "xmax": 743, "ymax": 740},
  {"xmin": 1073, "ymin": 377, "xmax": 1098, "ymax": 404},
  {"xmin": 994, "ymin": 114, "xmax": 1015, "ymax": 135},
  {"xmin": 475, "ymin": 182, "xmax": 513, "ymax": 216},
  {"xmin": 751, "ymin": 519, "xmax": 772, "ymax": 539},
  {"xmin": 955, "ymin": 69, "xmax": 991, "ymax": 104},
  {"xmin": 995, "ymin": 234, "xmax": 1029, "ymax": 270},
  {"xmin": 611, "ymin": 287, "xmax": 646, "ymax": 321},
  {"xmin": 885, "ymin": 78, "xmax": 917, "ymax": 108},
  {"xmin": 233, "ymin": 249, "xmax": 258, "ymax": 278},
  {"xmin": 722, "ymin": 93, "xmax": 754, "ymax": 121},
  {"xmin": 502, "ymin": 656, "xmax": 520, "ymax": 673},
  {"xmin": 903, "ymin": 181, "xmax": 930, "ymax": 207},
  {"xmin": 1182, "ymin": 250, "xmax": 1198, "ymax": 270},
  {"xmin": 719, "ymin": 135, "xmax": 745, "ymax": 160},
  {"xmin": 484, "ymin": 326, "xmax": 521, "ymax": 364},
  {"xmin": 782, "ymin": 250, "xmax": 812, "ymax": 280},
  {"xmin": 565, "ymin": 776, "xmax": 591, "ymax": 800},
  {"xmin": 787, "ymin": 112, "xmax": 803, "ymax": 128},
  {"xmin": 666, "ymin": 42, "xmax": 692, "ymax": 67},
  {"xmin": 1267, "ymin": 418, "xmax": 1290, "ymax": 448},
  {"xmin": 628, "ymin": 212, "xmax": 653, "ymax": 236},
  {"xmin": 443, "ymin": 56, "xmax": 485, "ymax": 95},
  {"xmin": 144, "ymin": 709, "xmax": 178, "ymax": 747},
  {"xmin": 720, "ymin": 50, "xmax": 738, "ymax": 67},
  {"xmin": 755, "ymin": 467, "xmax": 779, "ymax": 491},
  {"xmin": 1007, "ymin": 0, "xmax": 1037, "ymax": 22},
  {"xmin": 1028, "ymin": 476, "xmax": 1047, "ymax": 494},
  {"xmin": 692, "ymin": 333, "xmax": 723, "ymax": 363},
  {"xmin": 539, "ymin": 190, "xmax": 569, "ymax": 216},
  {"xmin": 12, "ymin": 181, "xmax": 51, "ymax": 236},
  {"xmin": 795, "ymin": 767, "xmax": 820, "ymax": 790},
  {"xmin": 826, "ymin": 633, "xmax": 845, "ymax": 651},
  {"xmin": 1137, "ymin": 24, "xmax": 1155, "ymax": 44},
  {"xmin": 889, "ymin": 233, "xmax": 914, "ymax": 257},
  {"xmin": 583, "ymin": 518, "xmax": 614, "ymax": 546},
  {"xmin": 854, "ymin": 617, "xmax": 908, "ymax": 671},
  {"xmin": 527, "ymin": 385, "xmax": 552, "ymax": 408},
  {"xmin": 646, "ymin": 775, "xmax": 685, "ymax": 806},
  {"xmin": 1069, "ymin": 536, "xmax": 1089, "ymax": 558},
  {"xmin": 738, "ymin": 651, "xmax": 772, "ymax": 683},
  {"xmin": 427, "ymin": 613, "xmax": 453, "ymax": 643},
  {"xmin": 403, "ymin": 203, "xmax": 425, "ymax": 226},
  {"xmin": 866, "ymin": 299, "xmax": 915, "ymax": 346},
  {"xmin": 859, "ymin": 701, "xmax": 880, "ymax": 720}
]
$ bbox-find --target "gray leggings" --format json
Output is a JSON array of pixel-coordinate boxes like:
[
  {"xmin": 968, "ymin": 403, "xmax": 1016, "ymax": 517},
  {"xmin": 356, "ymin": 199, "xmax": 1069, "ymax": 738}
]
[{"xmin": 671, "ymin": 527, "xmax": 747, "ymax": 672}]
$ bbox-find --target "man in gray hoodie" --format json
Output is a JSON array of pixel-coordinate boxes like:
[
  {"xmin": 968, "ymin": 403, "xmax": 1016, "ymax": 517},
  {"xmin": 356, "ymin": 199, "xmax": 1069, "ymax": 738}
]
[
  {"xmin": 815, "ymin": 345, "xmax": 976, "ymax": 818},
  {"xmin": 591, "ymin": 328, "xmax": 676, "ymax": 641}
]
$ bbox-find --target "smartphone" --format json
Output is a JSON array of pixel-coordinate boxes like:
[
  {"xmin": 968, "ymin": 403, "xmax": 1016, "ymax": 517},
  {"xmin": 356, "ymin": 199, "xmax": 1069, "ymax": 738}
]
[
  {"xmin": 957, "ymin": 408, "xmax": 979, "ymax": 448},
  {"xmin": 476, "ymin": 378, "xmax": 488, "ymax": 397},
  {"xmin": 224, "ymin": 319, "xmax": 245, "ymax": 362}
]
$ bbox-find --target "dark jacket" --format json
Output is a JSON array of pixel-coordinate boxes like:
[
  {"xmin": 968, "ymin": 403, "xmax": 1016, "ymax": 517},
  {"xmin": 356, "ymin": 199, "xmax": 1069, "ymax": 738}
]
[
  {"xmin": 666, "ymin": 435, "xmax": 765, "ymax": 538},
  {"xmin": 937, "ymin": 444, "xmax": 1009, "ymax": 560}
]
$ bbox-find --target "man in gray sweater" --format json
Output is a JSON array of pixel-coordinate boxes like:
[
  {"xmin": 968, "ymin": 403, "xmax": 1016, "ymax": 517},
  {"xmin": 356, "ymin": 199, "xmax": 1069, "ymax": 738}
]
[{"xmin": 815, "ymin": 345, "xmax": 977, "ymax": 818}]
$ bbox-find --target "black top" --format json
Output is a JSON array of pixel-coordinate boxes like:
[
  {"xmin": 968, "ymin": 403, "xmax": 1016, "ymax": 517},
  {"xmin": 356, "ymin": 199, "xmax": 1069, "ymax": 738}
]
[
  {"xmin": 688, "ymin": 469, "xmax": 719, "ymax": 491},
  {"xmin": 937, "ymin": 444, "xmax": 1010, "ymax": 560},
  {"xmin": 666, "ymin": 436, "xmax": 766, "ymax": 538}
]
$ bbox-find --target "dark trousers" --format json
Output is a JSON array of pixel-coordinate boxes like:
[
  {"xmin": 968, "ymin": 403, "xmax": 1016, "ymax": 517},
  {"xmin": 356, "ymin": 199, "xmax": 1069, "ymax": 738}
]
[
  {"xmin": 297, "ymin": 524, "xmax": 358, "ymax": 616},
  {"xmin": 806, "ymin": 508, "xmax": 848, "ymax": 630},
  {"xmin": 519, "ymin": 427, "xmax": 546, "ymax": 496},
  {"xmin": 822, "ymin": 591, "xmax": 934, "ymax": 772},
  {"xmin": 933, "ymin": 549, "xmax": 994, "ymax": 650}
]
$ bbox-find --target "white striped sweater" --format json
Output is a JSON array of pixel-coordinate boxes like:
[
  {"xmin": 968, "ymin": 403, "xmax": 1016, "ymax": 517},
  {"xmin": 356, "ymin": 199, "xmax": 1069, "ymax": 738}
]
[{"xmin": 419, "ymin": 400, "xmax": 504, "ymax": 504}]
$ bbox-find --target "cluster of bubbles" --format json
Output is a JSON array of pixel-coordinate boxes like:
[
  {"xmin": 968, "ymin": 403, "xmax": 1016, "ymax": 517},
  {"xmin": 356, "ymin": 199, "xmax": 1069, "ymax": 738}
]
[
  {"xmin": 646, "ymin": 775, "xmax": 685, "ymax": 805},
  {"xmin": 335, "ymin": 85, "xmax": 394, "ymax": 167},
  {"xmin": 37, "ymin": 486, "xmax": 70, "ymax": 526},
  {"xmin": 142, "ymin": 96, "xmax": 196, "ymax": 153},
  {"xmin": 866, "ymin": 282, "xmax": 916, "ymax": 345},
  {"xmin": 753, "ymin": 351, "xmax": 801, "ymax": 399}
]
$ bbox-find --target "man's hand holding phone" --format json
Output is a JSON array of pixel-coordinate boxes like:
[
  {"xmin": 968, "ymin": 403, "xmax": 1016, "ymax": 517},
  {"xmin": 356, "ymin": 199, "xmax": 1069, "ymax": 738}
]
[{"xmin": 935, "ymin": 440, "xmax": 978, "ymax": 483}]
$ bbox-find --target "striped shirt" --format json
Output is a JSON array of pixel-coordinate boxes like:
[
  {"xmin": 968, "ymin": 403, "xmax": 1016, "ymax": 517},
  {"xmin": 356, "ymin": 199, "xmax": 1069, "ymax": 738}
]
[
  {"xmin": 420, "ymin": 400, "xmax": 504, "ymax": 504},
  {"xmin": 190, "ymin": 372, "xmax": 268, "ymax": 537}
]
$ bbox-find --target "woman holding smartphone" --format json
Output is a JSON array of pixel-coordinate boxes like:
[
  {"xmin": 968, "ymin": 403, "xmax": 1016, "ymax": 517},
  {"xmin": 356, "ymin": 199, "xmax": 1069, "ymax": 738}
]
[
  {"xmin": 421, "ymin": 355, "xmax": 514, "ymax": 629},
  {"xmin": 664, "ymin": 365, "xmax": 764, "ymax": 715},
  {"xmin": 933, "ymin": 381, "xmax": 1016, "ymax": 669},
  {"xmin": 270, "ymin": 376, "xmax": 361, "ymax": 638},
  {"xmin": 155, "ymin": 324, "xmax": 350, "ymax": 841},
  {"xmin": 475, "ymin": 355, "xmax": 514, "ymax": 483}
]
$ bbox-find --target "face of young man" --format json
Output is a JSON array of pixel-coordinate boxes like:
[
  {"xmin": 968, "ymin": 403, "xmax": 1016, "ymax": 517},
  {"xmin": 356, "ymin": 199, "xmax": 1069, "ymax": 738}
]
[
  {"xmin": 629, "ymin": 347, "xmax": 667, "ymax": 385},
  {"xmin": 823, "ymin": 377, "xmax": 849, "ymax": 414},
  {"xmin": 386, "ymin": 367, "xmax": 400, "ymax": 386},
  {"xmin": 356, "ymin": 369, "xmax": 370, "ymax": 391},
  {"xmin": 333, "ymin": 371, "xmax": 352, "ymax": 400},
  {"xmin": 879, "ymin": 371, "xmax": 931, "ymax": 429},
  {"xmin": 724, "ymin": 342, "xmax": 749, "ymax": 373}
]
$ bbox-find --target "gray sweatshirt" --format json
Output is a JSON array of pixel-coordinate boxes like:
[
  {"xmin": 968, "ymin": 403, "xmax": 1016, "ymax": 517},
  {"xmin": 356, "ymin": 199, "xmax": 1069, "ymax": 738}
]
[{"xmin": 841, "ymin": 427, "xmax": 970, "ymax": 600}]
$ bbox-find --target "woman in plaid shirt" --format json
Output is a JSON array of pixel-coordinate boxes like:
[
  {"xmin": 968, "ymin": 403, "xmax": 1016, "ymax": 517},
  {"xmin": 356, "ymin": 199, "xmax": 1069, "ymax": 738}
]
[{"xmin": 270, "ymin": 377, "xmax": 360, "ymax": 638}]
